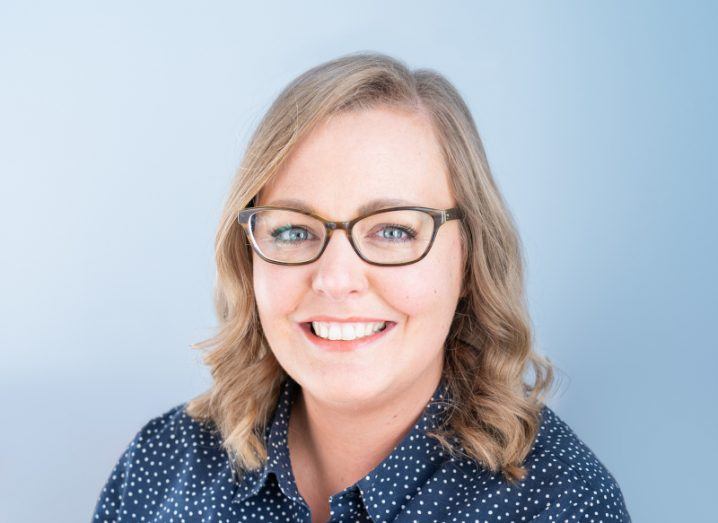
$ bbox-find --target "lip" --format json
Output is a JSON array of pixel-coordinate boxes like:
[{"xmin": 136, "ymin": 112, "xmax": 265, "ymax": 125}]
[
  {"xmin": 300, "ymin": 316, "xmax": 393, "ymax": 323},
  {"xmin": 297, "ymin": 320, "xmax": 397, "ymax": 352}
]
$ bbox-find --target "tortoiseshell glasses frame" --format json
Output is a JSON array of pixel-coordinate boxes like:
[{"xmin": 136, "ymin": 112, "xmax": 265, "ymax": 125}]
[{"xmin": 237, "ymin": 205, "xmax": 464, "ymax": 267}]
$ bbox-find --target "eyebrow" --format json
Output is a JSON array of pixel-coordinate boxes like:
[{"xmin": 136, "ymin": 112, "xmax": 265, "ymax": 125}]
[{"xmin": 263, "ymin": 197, "xmax": 419, "ymax": 217}]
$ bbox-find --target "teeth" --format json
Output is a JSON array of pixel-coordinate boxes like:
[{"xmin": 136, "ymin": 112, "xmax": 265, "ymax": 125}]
[{"xmin": 311, "ymin": 321, "xmax": 387, "ymax": 341}]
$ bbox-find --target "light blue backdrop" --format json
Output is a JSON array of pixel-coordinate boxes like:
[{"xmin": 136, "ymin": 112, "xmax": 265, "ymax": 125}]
[{"xmin": 1, "ymin": 2, "xmax": 715, "ymax": 521}]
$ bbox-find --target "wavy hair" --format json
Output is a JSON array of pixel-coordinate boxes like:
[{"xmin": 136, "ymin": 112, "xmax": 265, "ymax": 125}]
[{"xmin": 186, "ymin": 51, "xmax": 556, "ymax": 485}]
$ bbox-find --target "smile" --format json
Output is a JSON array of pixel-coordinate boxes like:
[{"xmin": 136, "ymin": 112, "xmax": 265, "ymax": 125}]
[
  {"xmin": 298, "ymin": 321, "xmax": 397, "ymax": 352},
  {"xmin": 310, "ymin": 321, "xmax": 387, "ymax": 340}
]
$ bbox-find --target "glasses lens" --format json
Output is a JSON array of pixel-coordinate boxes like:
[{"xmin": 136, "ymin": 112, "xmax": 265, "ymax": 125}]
[
  {"xmin": 354, "ymin": 209, "xmax": 435, "ymax": 264},
  {"xmin": 249, "ymin": 209, "xmax": 326, "ymax": 263}
]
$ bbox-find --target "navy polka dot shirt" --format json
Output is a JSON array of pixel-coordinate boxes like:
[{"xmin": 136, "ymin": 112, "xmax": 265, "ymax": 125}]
[{"xmin": 93, "ymin": 376, "xmax": 631, "ymax": 522}]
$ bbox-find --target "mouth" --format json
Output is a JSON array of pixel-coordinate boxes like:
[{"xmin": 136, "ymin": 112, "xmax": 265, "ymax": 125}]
[{"xmin": 297, "ymin": 320, "xmax": 397, "ymax": 352}]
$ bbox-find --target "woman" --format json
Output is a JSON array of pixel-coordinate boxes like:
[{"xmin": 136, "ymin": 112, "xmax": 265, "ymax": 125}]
[{"xmin": 93, "ymin": 52, "xmax": 631, "ymax": 522}]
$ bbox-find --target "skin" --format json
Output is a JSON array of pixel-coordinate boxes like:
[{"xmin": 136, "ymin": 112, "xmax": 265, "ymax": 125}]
[{"xmin": 252, "ymin": 106, "xmax": 465, "ymax": 522}]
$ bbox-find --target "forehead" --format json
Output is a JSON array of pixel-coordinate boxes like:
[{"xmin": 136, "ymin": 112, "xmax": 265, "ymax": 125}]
[{"xmin": 258, "ymin": 107, "xmax": 455, "ymax": 218}]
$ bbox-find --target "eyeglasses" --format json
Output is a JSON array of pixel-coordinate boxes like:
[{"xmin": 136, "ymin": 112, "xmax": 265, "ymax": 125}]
[{"xmin": 238, "ymin": 205, "xmax": 464, "ymax": 266}]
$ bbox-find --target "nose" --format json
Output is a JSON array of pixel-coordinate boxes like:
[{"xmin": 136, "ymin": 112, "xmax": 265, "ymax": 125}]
[{"xmin": 310, "ymin": 229, "xmax": 369, "ymax": 301}]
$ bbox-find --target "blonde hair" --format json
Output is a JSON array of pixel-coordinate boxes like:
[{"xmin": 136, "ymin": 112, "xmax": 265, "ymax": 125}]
[{"xmin": 186, "ymin": 51, "xmax": 556, "ymax": 484}]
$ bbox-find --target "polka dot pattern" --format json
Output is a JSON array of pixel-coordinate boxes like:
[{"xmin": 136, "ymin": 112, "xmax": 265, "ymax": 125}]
[{"xmin": 93, "ymin": 376, "xmax": 631, "ymax": 522}]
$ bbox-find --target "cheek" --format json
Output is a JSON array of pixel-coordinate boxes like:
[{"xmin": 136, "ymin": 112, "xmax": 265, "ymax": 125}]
[
  {"xmin": 252, "ymin": 260, "xmax": 304, "ymax": 319},
  {"xmin": 377, "ymin": 271, "xmax": 430, "ymax": 316},
  {"xmin": 378, "ymin": 241, "xmax": 463, "ymax": 318}
]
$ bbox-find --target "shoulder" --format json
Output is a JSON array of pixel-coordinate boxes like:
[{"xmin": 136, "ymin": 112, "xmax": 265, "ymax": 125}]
[
  {"xmin": 520, "ymin": 404, "xmax": 632, "ymax": 521},
  {"xmin": 124, "ymin": 402, "xmax": 221, "ymax": 451},
  {"xmin": 92, "ymin": 402, "xmax": 230, "ymax": 522},
  {"xmin": 115, "ymin": 401, "xmax": 229, "ymax": 476},
  {"xmin": 438, "ymin": 404, "xmax": 631, "ymax": 522},
  {"xmin": 530, "ymin": 405, "xmax": 621, "ymax": 485}
]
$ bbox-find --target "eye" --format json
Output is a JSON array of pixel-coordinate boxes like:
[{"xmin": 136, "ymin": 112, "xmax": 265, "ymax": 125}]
[
  {"xmin": 375, "ymin": 224, "xmax": 417, "ymax": 242},
  {"xmin": 271, "ymin": 225, "xmax": 314, "ymax": 243}
]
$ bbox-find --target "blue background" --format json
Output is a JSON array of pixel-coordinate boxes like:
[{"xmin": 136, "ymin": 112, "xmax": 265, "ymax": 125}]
[{"xmin": 1, "ymin": 2, "xmax": 715, "ymax": 521}]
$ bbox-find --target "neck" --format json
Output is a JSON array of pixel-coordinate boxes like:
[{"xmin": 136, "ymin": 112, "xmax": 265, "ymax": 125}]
[{"xmin": 287, "ymin": 366, "xmax": 443, "ymax": 497}]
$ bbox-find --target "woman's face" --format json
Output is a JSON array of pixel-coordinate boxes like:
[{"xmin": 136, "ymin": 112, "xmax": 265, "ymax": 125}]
[{"xmin": 253, "ymin": 106, "xmax": 465, "ymax": 407}]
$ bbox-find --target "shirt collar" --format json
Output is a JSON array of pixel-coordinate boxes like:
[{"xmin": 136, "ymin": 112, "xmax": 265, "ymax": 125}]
[
  {"xmin": 356, "ymin": 378, "xmax": 451, "ymax": 522},
  {"xmin": 231, "ymin": 374, "xmax": 452, "ymax": 521},
  {"xmin": 231, "ymin": 375, "xmax": 303, "ymax": 505}
]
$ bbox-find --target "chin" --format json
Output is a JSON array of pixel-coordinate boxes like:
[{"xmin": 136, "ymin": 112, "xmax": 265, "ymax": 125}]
[{"xmin": 300, "ymin": 374, "xmax": 390, "ymax": 405}]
